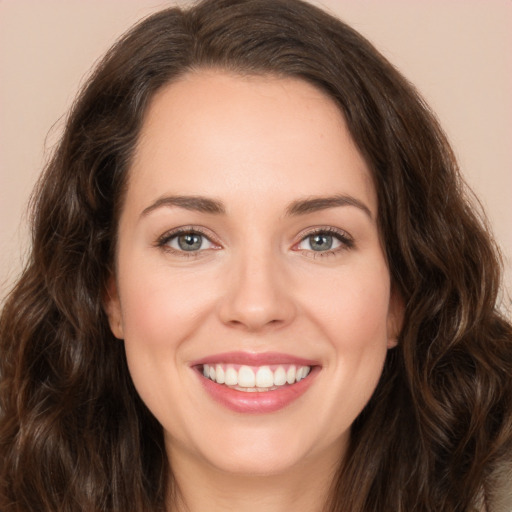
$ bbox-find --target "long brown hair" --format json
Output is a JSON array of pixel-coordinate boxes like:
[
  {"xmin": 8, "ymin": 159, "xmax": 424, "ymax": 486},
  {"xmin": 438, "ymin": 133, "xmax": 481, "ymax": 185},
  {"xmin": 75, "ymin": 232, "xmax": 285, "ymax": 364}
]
[{"xmin": 1, "ymin": 1, "xmax": 511, "ymax": 510}]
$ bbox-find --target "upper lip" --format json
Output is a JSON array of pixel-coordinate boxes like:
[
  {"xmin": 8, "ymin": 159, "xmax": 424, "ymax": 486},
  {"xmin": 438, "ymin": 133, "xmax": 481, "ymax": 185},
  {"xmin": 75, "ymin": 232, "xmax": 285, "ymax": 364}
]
[{"xmin": 189, "ymin": 351, "xmax": 320, "ymax": 367}]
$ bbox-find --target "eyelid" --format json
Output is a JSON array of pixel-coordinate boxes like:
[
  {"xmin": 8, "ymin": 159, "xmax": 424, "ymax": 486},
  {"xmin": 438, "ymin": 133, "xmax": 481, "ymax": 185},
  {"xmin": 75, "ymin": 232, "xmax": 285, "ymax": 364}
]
[
  {"xmin": 156, "ymin": 225, "xmax": 222, "ymax": 254},
  {"xmin": 154, "ymin": 225, "xmax": 353, "ymax": 257},
  {"xmin": 292, "ymin": 226, "xmax": 354, "ymax": 253}
]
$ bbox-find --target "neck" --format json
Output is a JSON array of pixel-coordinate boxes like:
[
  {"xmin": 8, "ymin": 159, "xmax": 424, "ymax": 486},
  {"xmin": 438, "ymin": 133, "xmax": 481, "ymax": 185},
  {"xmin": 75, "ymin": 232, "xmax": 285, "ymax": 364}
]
[{"xmin": 166, "ymin": 444, "xmax": 342, "ymax": 512}]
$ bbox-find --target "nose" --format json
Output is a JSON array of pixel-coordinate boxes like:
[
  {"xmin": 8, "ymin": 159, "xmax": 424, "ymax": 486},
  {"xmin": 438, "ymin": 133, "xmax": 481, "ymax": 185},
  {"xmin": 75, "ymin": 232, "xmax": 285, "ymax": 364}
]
[{"xmin": 217, "ymin": 247, "xmax": 297, "ymax": 332}]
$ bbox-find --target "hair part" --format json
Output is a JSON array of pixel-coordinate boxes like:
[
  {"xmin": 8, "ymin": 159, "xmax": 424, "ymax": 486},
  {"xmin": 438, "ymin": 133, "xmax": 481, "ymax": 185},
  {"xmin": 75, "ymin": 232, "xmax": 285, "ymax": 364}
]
[{"xmin": 1, "ymin": 1, "xmax": 511, "ymax": 510}]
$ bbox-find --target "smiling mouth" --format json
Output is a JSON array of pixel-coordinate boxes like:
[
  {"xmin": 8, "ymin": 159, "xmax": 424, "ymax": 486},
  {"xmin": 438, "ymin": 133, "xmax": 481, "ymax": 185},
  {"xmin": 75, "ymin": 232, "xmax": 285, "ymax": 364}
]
[
  {"xmin": 200, "ymin": 363, "xmax": 312, "ymax": 392},
  {"xmin": 192, "ymin": 353, "xmax": 320, "ymax": 413}
]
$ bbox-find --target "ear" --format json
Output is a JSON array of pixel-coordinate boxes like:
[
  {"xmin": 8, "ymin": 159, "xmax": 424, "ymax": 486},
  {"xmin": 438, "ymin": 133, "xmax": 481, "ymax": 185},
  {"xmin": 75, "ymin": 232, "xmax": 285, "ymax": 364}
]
[
  {"xmin": 386, "ymin": 287, "xmax": 404, "ymax": 349},
  {"xmin": 104, "ymin": 276, "xmax": 124, "ymax": 339}
]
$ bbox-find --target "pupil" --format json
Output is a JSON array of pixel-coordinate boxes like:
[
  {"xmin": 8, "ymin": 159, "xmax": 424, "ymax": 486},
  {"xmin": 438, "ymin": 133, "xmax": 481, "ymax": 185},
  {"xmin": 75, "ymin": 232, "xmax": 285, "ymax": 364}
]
[
  {"xmin": 310, "ymin": 234, "xmax": 332, "ymax": 251},
  {"xmin": 178, "ymin": 233, "xmax": 202, "ymax": 251}
]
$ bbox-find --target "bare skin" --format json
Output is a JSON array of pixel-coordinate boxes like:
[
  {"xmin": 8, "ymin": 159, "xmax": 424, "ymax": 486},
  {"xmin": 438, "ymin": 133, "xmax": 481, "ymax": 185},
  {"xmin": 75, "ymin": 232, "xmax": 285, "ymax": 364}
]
[{"xmin": 106, "ymin": 70, "xmax": 402, "ymax": 512}]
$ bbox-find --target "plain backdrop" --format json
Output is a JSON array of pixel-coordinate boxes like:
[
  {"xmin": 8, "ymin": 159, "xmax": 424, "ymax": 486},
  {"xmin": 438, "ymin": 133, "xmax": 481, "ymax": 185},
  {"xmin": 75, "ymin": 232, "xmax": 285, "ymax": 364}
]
[{"xmin": 1, "ymin": 0, "xmax": 511, "ymax": 309}]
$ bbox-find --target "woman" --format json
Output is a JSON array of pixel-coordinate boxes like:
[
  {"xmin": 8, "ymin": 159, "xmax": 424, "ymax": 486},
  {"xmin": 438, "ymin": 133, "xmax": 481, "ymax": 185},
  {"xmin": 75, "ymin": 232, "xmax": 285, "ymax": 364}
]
[{"xmin": 1, "ymin": 0, "xmax": 511, "ymax": 510}]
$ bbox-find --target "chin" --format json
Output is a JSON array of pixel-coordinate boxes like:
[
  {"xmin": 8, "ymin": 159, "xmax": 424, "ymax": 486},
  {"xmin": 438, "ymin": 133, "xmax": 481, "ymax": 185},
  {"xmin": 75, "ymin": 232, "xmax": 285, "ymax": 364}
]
[
  {"xmin": 177, "ymin": 420, "xmax": 344, "ymax": 478},
  {"xmin": 204, "ymin": 446, "xmax": 309, "ymax": 477}
]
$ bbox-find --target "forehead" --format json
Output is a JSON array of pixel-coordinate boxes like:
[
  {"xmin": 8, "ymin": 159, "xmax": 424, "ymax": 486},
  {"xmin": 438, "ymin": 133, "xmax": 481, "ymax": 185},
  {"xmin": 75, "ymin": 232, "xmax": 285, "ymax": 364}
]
[{"xmin": 127, "ymin": 70, "xmax": 376, "ymax": 217}]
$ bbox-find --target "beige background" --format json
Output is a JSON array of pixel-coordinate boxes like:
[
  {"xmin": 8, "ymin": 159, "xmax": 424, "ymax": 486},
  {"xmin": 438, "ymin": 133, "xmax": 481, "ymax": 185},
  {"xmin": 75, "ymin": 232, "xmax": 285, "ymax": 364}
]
[{"xmin": 1, "ymin": 0, "xmax": 511, "ymax": 309}]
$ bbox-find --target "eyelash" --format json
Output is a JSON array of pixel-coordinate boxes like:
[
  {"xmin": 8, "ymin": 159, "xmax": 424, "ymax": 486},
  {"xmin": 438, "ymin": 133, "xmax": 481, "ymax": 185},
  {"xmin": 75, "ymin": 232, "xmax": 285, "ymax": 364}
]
[
  {"xmin": 156, "ymin": 226, "xmax": 220, "ymax": 258},
  {"xmin": 294, "ymin": 227, "xmax": 354, "ymax": 258},
  {"xmin": 155, "ymin": 226, "xmax": 354, "ymax": 258}
]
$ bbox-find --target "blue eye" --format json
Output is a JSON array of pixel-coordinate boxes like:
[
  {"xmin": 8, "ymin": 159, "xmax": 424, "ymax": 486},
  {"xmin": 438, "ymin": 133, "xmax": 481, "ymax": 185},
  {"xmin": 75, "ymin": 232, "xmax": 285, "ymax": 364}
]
[
  {"xmin": 160, "ymin": 230, "xmax": 216, "ymax": 253},
  {"xmin": 305, "ymin": 233, "xmax": 336, "ymax": 251},
  {"xmin": 175, "ymin": 233, "xmax": 205, "ymax": 251},
  {"xmin": 296, "ymin": 229, "xmax": 352, "ymax": 253}
]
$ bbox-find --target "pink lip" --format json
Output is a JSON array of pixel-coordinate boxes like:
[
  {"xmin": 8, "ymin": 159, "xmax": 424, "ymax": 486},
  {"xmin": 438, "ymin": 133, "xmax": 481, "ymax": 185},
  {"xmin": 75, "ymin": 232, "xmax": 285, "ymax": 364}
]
[
  {"xmin": 190, "ymin": 351, "xmax": 321, "ymax": 414},
  {"xmin": 190, "ymin": 351, "xmax": 319, "ymax": 367}
]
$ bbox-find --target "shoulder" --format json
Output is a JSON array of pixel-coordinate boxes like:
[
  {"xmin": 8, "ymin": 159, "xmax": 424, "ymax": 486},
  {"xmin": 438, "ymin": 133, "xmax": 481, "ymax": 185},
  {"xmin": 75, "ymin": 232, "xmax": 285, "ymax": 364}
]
[{"xmin": 485, "ymin": 458, "xmax": 512, "ymax": 512}]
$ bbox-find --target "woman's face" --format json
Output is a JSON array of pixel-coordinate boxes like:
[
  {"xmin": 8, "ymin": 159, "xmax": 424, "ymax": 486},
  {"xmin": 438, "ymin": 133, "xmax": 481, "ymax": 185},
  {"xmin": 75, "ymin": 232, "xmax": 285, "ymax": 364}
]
[{"xmin": 106, "ymin": 71, "xmax": 402, "ymax": 477}]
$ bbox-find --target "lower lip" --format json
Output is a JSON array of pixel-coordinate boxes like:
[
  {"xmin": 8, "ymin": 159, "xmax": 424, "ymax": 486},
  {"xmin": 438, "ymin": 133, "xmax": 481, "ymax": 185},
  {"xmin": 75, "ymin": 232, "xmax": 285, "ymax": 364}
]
[{"xmin": 195, "ymin": 366, "xmax": 320, "ymax": 414}]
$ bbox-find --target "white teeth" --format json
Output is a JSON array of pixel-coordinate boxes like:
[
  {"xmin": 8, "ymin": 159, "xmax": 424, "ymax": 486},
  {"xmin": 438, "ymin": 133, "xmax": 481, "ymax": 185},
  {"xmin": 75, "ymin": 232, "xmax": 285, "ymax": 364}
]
[
  {"xmin": 225, "ymin": 366, "xmax": 238, "ymax": 385},
  {"xmin": 238, "ymin": 366, "xmax": 256, "ymax": 387},
  {"xmin": 215, "ymin": 364, "xmax": 225, "ymax": 384},
  {"xmin": 273, "ymin": 366, "xmax": 287, "ymax": 386},
  {"xmin": 202, "ymin": 363, "xmax": 312, "ymax": 389},
  {"xmin": 255, "ymin": 366, "xmax": 274, "ymax": 387}
]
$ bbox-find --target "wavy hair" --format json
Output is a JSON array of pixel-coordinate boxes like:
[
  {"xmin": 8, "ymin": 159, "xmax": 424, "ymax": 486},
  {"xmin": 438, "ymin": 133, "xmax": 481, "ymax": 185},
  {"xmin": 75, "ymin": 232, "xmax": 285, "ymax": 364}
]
[{"xmin": 1, "ymin": 0, "xmax": 511, "ymax": 510}]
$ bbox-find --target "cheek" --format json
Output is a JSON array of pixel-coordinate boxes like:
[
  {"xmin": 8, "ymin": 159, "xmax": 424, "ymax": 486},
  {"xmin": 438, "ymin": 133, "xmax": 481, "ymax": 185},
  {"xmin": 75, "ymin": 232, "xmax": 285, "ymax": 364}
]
[
  {"xmin": 303, "ymin": 261, "xmax": 391, "ymax": 394},
  {"xmin": 119, "ymin": 259, "xmax": 214, "ymax": 348},
  {"xmin": 307, "ymin": 262, "xmax": 391, "ymax": 348},
  {"xmin": 117, "ymin": 259, "xmax": 224, "ymax": 413},
  {"xmin": 117, "ymin": 265, "xmax": 214, "ymax": 426}
]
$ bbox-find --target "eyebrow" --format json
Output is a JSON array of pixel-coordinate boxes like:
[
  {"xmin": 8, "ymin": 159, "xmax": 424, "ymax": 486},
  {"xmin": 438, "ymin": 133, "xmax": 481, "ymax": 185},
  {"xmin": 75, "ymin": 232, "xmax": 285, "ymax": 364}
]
[
  {"xmin": 141, "ymin": 195, "xmax": 226, "ymax": 217},
  {"xmin": 285, "ymin": 194, "xmax": 373, "ymax": 219},
  {"xmin": 140, "ymin": 193, "xmax": 372, "ymax": 219}
]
